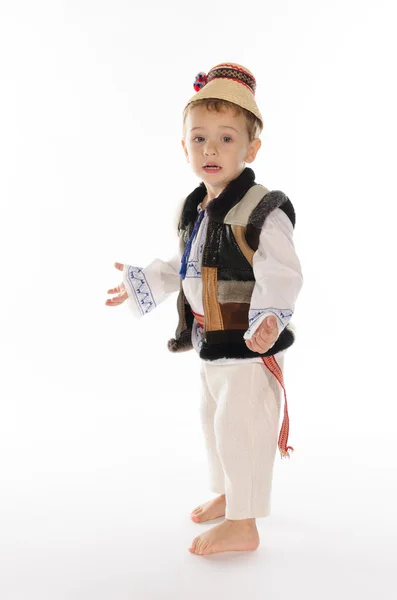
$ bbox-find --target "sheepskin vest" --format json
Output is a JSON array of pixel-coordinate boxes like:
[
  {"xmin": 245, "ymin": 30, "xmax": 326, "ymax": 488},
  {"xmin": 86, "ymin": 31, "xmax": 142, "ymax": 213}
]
[{"xmin": 167, "ymin": 167, "xmax": 296, "ymax": 361}]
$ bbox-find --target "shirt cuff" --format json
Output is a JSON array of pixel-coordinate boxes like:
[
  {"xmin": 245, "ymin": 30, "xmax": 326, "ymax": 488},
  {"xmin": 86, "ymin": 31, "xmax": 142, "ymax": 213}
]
[
  {"xmin": 243, "ymin": 308, "xmax": 293, "ymax": 340},
  {"xmin": 123, "ymin": 264, "xmax": 156, "ymax": 317}
]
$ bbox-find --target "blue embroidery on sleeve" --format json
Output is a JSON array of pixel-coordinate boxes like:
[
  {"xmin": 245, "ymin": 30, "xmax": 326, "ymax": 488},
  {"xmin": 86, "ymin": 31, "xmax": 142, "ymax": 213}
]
[
  {"xmin": 248, "ymin": 308, "xmax": 293, "ymax": 330},
  {"xmin": 125, "ymin": 266, "xmax": 156, "ymax": 316}
]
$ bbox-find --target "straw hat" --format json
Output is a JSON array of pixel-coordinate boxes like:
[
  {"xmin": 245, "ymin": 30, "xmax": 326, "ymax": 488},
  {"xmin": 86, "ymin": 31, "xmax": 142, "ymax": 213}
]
[{"xmin": 184, "ymin": 62, "xmax": 263, "ymax": 129}]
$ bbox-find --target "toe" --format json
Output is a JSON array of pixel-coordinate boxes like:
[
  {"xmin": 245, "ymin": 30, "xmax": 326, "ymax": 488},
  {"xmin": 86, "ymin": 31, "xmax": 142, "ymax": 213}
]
[
  {"xmin": 193, "ymin": 539, "xmax": 202, "ymax": 554},
  {"xmin": 202, "ymin": 543, "xmax": 212, "ymax": 555},
  {"xmin": 191, "ymin": 515, "xmax": 201, "ymax": 522},
  {"xmin": 189, "ymin": 536, "xmax": 199, "ymax": 553},
  {"xmin": 191, "ymin": 508, "xmax": 203, "ymax": 521}
]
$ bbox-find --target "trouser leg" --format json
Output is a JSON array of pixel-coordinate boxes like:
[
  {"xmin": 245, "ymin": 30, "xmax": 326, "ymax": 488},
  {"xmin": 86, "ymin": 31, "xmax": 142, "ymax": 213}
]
[
  {"xmin": 198, "ymin": 360, "xmax": 225, "ymax": 495},
  {"xmin": 205, "ymin": 360, "xmax": 282, "ymax": 520}
]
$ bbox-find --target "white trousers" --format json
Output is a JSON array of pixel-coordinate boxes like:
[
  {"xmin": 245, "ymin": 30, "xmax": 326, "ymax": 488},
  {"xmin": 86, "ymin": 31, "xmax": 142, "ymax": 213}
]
[{"xmin": 199, "ymin": 355, "xmax": 284, "ymax": 520}]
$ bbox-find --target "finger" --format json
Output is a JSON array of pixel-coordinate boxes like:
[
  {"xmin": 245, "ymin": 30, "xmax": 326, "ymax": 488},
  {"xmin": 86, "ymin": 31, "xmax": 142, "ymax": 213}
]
[
  {"xmin": 252, "ymin": 326, "xmax": 270, "ymax": 343},
  {"xmin": 106, "ymin": 295, "xmax": 121, "ymax": 303},
  {"xmin": 263, "ymin": 314, "xmax": 276, "ymax": 326},
  {"xmin": 256, "ymin": 336, "xmax": 276, "ymax": 352},
  {"xmin": 246, "ymin": 338, "xmax": 262, "ymax": 352},
  {"xmin": 106, "ymin": 296, "xmax": 124, "ymax": 305},
  {"xmin": 261, "ymin": 318, "xmax": 278, "ymax": 335},
  {"xmin": 255, "ymin": 341, "xmax": 271, "ymax": 353},
  {"xmin": 257, "ymin": 328, "xmax": 275, "ymax": 344},
  {"xmin": 245, "ymin": 338, "xmax": 253, "ymax": 350},
  {"xmin": 254, "ymin": 330, "xmax": 275, "ymax": 351},
  {"xmin": 253, "ymin": 318, "xmax": 275, "ymax": 337},
  {"xmin": 108, "ymin": 291, "xmax": 125, "ymax": 300},
  {"xmin": 105, "ymin": 299, "xmax": 120, "ymax": 305},
  {"xmin": 114, "ymin": 262, "xmax": 124, "ymax": 270},
  {"xmin": 249, "ymin": 338, "xmax": 265, "ymax": 353}
]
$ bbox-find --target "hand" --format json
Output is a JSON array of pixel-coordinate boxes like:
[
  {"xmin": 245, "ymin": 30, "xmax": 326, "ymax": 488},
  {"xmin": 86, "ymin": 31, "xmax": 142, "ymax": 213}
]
[
  {"xmin": 245, "ymin": 315, "xmax": 278, "ymax": 354},
  {"xmin": 105, "ymin": 262, "xmax": 128, "ymax": 306}
]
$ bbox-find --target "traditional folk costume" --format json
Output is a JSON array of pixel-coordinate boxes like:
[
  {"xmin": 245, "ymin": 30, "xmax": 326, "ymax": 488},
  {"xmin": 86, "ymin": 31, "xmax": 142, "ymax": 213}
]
[{"xmin": 122, "ymin": 63, "xmax": 303, "ymax": 520}]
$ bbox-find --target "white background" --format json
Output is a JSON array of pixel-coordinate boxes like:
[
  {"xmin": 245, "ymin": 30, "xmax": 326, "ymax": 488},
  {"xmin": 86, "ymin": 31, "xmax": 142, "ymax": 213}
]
[{"xmin": 1, "ymin": 1, "xmax": 396, "ymax": 598}]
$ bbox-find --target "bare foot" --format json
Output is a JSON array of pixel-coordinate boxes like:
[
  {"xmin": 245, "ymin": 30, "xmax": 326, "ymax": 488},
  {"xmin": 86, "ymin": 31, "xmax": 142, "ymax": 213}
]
[
  {"xmin": 188, "ymin": 518, "xmax": 260, "ymax": 555},
  {"xmin": 190, "ymin": 494, "xmax": 226, "ymax": 523}
]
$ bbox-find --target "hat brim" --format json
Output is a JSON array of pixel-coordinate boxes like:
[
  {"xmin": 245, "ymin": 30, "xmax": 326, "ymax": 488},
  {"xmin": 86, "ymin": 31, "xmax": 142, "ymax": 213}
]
[{"xmin": 185, "ymin": 78, "xmax": 263, "ymax": 128}]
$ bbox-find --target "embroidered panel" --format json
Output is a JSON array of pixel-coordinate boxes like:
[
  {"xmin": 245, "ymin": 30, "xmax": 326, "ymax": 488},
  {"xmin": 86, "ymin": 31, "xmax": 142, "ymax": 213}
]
[
  {"xmin": 185, "ymin": 209, "xmax": 209, "ymax": 279},
  {"xmin": 124, "ymin": 266, "xmax": 156, "ymax": 316}
]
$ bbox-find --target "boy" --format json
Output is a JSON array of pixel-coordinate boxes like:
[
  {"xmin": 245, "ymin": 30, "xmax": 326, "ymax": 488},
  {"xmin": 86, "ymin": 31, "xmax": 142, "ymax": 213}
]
[{"xmin": 105, "ymin": 63, "xmax": 303, "ymax": 555}]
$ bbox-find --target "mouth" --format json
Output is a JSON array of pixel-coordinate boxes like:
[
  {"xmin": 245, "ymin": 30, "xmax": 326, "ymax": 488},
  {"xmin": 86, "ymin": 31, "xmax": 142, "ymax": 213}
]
[{"xmin": 203, "ymin": 163, "xmax": 222, "ymax": 172}]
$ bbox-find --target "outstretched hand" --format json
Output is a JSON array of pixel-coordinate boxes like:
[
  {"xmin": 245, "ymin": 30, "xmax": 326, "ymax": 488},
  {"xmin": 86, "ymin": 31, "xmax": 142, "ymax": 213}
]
[
  {"xmin": 245, "ymin": 315, "xmax": 278, "ymax": 354},
  {"xmin": 105, "ymin": 262, "xmax": 128, "ymax": 306}
]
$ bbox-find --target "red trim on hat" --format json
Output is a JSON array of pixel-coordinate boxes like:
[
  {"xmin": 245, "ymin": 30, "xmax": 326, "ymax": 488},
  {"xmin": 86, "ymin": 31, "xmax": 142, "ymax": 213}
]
[
  {"xmin": 214, "ymin": 63, "xmax": 257, "ymax": 83},
  {"xmin": 207, "ymin": 66, "xmax": 256, "ymax": 95},
  {"xmin": 209, "ymin": 75, "xmax": 255, "ymax": 94}
]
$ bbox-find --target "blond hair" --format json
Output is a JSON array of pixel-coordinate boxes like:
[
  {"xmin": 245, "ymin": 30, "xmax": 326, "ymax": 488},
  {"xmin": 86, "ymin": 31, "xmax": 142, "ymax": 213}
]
[{"xmin": 182, "ymin": 98, "xmax": 262, "ymax": 142}]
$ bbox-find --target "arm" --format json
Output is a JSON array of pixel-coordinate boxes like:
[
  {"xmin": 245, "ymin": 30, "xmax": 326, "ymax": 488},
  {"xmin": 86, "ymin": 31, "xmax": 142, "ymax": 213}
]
[
  {"xmin": 243, "ymin": 208, "xmax": 303, "ymax": 341},
  {"xmin": 123, "ymin": 253, "xmax": 181, "ymax": 318}
]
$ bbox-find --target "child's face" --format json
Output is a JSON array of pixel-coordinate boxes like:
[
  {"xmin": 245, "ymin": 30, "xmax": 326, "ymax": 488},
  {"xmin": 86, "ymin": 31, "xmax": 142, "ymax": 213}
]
[{"xmin": 181, "ymin": 104, "xmax": 261, "ymax": 192}]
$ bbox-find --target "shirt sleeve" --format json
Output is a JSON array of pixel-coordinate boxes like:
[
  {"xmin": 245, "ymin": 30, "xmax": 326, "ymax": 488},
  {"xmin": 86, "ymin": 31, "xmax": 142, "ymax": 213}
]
[
  {"xmin": 123, "ymin": 253, "xmax": 181, "ymax": 318},
  {"xmin": 243, "ymin": 208, "xmax": 304, "ymax": 340}
]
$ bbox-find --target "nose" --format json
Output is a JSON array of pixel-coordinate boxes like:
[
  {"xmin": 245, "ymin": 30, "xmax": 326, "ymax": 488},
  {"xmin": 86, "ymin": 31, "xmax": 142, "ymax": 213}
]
[{"xmin": 204, "ymin": 140, "xmax": 218, "ymax": 156}]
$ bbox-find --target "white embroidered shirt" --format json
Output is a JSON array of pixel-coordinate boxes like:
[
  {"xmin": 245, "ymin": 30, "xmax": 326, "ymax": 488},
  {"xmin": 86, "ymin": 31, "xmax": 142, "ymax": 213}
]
[{"xmin": 123, "ymin": 203, "xmax": 303, "ymax": 364}]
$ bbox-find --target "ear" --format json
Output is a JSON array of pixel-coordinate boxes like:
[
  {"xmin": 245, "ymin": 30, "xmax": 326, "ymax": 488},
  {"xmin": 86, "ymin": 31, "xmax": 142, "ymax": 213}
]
[
  {"xmin": 245, "ymin": 138, "xmax": 262, "ymax": 164},
  {"xmin": 181, "ymin": 139, "xmax": 189, "ymax": 162}
]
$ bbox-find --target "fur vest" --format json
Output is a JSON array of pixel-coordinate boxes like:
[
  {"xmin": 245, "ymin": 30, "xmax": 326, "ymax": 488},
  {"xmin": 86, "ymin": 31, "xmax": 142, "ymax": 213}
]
[{"xmin": 167, "ymin": 167, "xmax": 296, "ymax": 361}]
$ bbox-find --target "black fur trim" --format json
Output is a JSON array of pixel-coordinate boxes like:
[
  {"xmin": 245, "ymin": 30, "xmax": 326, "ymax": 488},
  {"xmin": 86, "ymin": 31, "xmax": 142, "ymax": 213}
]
[
  {"xmin": 248, "ymin": 190, "xmax": 295, "ymax": 229},
  {"xmin": 178, "ymin": 184, "xmax": 207, "ymax": 231},
  {"xmin": 205, "ymin": 168, "xmax": 256, "ymax": 223},
  {"xmin": 245, "ymin": 192, "xmax": 296, "ymax": 251},
  {"xmin": 199, "ymin": 327, "xmax": 295, "ymax": 361},
  {"xmin": 179, "ymin": 167, "xmax": 256, "ymax": 231},
  {"xmin": 278, "ymin": 199, "xmax": 296, "ymax": 228}
]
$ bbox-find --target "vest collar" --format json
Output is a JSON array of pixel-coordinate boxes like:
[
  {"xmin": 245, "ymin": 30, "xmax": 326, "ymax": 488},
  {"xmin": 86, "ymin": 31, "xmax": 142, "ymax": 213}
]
[{"xmin": 180, "ymin": 167, "xmax": 256, "ymax": 228}]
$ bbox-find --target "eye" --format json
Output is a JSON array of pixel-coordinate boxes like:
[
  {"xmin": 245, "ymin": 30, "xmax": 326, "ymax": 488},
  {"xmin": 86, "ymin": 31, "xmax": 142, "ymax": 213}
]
[
  {"xmin": 193, "ymin": 136, "xmax": 205, "ymax": 142},
  {"xmin": 222, "ymin": 136, "xmax": 232, "ymax": 142}
]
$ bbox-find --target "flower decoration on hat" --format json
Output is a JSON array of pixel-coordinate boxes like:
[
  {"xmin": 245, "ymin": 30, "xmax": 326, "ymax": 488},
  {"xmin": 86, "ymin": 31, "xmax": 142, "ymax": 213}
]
[{"xmin": 193, "ymin": 72, "xmax": 207, "ymax": 92}]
